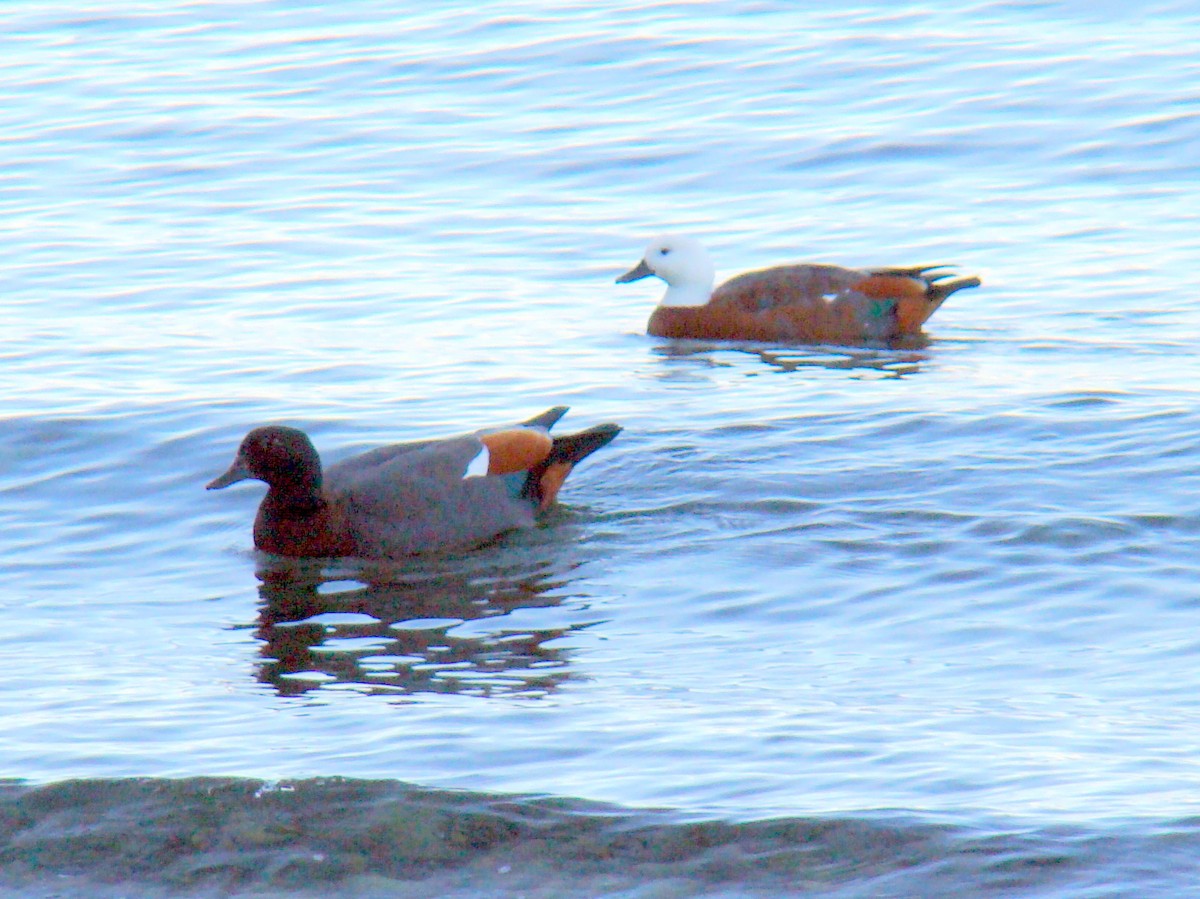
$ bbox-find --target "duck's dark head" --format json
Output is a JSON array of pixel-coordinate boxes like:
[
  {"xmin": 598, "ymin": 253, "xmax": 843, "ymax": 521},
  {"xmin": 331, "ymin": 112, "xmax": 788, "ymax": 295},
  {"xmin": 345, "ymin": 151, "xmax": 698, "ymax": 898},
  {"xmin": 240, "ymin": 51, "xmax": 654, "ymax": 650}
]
[{"xmin": 207, "ymin": 425, "xmax": 323, "ymax": 506}]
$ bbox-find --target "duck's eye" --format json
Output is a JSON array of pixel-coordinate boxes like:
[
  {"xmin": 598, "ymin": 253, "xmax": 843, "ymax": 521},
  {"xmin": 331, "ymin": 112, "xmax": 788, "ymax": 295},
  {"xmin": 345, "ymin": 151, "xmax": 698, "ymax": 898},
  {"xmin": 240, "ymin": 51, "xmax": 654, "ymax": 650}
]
[{"xmin": 658, "ymin": 247, "xmax": 670, "ymax": 256}]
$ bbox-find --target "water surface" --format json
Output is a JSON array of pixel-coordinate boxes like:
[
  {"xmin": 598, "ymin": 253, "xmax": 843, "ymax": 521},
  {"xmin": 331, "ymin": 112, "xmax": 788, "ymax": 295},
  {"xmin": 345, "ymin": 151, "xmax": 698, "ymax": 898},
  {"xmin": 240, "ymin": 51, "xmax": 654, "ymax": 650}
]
[{"xmin": 3, "ymin": 1, "xmax": 1200, "ymax": 895}]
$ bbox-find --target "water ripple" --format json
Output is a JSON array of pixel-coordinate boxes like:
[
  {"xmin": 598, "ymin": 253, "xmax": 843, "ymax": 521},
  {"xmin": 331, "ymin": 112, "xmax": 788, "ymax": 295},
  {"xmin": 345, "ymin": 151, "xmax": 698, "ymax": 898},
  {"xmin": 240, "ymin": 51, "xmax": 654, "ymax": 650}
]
[{"xmin": 3, "ymin": 5, "xmax": 1200, "ymax": 894}]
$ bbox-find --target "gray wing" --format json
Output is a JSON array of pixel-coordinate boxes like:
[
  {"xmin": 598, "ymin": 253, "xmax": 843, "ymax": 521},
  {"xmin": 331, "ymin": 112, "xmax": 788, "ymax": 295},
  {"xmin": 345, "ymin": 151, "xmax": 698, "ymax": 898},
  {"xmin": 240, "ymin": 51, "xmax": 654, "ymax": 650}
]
[
  {"xmin": 327, "ymin": 436, "xmax": 537, "ymax": 557},
  {"xmin": 326, "ymin": 435, "xmax": 484, "ymax": 487}
]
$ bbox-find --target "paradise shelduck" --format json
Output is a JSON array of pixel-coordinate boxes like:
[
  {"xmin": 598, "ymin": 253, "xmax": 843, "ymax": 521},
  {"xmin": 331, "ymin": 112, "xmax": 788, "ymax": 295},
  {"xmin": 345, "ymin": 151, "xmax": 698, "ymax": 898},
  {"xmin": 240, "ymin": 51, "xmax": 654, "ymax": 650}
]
[
  {"xmin": 617, "ymin": 235, "xmax": 980, "ymax": 344},
  {"xmin": 207, "ymin": 406, "xmax": 621, "ymax": 559}
]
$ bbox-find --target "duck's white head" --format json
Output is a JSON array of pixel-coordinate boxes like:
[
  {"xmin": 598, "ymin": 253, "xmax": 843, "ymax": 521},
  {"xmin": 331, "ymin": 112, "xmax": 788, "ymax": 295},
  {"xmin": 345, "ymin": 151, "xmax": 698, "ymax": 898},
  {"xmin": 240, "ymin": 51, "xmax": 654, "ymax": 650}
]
[{"xmin": 616, "ymin": 235, "xmax": 716, "ymax": 307}]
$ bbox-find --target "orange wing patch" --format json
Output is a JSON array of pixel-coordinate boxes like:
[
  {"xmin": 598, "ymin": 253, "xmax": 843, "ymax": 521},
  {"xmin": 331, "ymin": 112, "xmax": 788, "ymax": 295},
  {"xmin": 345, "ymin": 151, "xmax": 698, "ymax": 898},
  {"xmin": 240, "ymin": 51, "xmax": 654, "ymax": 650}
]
[
  {"xmin": 480, "ymin": 428, "xmax": 553, "ymax": 476},
  {"xmin": 851, "ymin": 274, "xmax": 933, "ymax": 334},
  {"xmin": 851, "ymin": 273, "xmax": 927, "ymax": 301}
]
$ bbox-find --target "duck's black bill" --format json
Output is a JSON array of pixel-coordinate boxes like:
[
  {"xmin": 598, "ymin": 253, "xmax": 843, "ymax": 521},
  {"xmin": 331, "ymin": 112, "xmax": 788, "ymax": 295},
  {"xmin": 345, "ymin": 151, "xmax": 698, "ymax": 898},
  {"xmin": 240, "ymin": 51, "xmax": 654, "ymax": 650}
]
[
  {"xmin": 616, "ymin": 260, "xmax": 654, "ymax": 283},
  {"xmin": 206, "ymin": 459, "xmax": 251, "ymax": 490}
]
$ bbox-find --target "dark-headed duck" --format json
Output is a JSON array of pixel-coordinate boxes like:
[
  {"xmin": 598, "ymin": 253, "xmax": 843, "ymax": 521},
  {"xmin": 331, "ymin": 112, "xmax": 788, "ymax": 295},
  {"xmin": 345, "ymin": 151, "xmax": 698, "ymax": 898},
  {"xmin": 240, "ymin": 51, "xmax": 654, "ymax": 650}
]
[
  {"xmin": 617, "ymin": 235, "xmax": 980, "ymax": 344},
  {"xmin": 207, "ymin": 406, "xmax": 621, "ymax": 559}
]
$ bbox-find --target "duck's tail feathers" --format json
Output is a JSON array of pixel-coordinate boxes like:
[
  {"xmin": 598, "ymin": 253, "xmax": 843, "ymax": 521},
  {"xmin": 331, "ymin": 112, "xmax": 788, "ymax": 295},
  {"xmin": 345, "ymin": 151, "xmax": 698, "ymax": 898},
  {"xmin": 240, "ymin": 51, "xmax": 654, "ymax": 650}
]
[
  {"xmin": 548, "ymin": 424, "xmax": 622, "ymax": 466},
  {"xmin": 927, "ymin": 274, "xmax": 982, "ymax": 303},
  {"xmin": 522, "ymin": 423, "xmax": 622, "ymax": 509},
  {"xmin": 919, "ymin": 274, "xmax": 981, "ymax": 325},
  {"xmin": 870, "ymin": 265, "xmax": 981, "ymax": 317}
]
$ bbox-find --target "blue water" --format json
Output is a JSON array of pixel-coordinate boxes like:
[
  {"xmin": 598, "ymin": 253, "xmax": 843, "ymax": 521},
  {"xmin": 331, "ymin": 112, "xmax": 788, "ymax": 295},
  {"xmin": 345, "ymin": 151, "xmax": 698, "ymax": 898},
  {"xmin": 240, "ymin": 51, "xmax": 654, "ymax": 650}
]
[{"xmin": 4, "ymin": 1, "xmax": 1200, "ymax": 894}]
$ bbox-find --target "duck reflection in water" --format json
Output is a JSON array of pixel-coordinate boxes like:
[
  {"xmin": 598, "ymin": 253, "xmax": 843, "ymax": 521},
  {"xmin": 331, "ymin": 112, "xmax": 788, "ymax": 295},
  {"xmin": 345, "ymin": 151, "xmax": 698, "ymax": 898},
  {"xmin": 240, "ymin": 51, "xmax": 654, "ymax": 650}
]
[
  {"xmin": 651, "ymin": 341, "xmax": 931, "ymax": 379},
  {"xmin": 251, "ymin": 554, "xmax": 599, "ymax": 699}
]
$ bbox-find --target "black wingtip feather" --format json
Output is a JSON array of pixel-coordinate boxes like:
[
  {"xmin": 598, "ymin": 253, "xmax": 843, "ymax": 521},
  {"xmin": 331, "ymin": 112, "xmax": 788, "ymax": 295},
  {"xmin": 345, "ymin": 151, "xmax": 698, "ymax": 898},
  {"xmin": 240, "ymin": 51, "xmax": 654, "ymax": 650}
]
[
  {"xmin": 520, "ymin": 423, "xmax": 622, "ymax": 504},
  {"xmin": 521, "ymin": 406, "xmax": 571, "ymax": 431}
]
